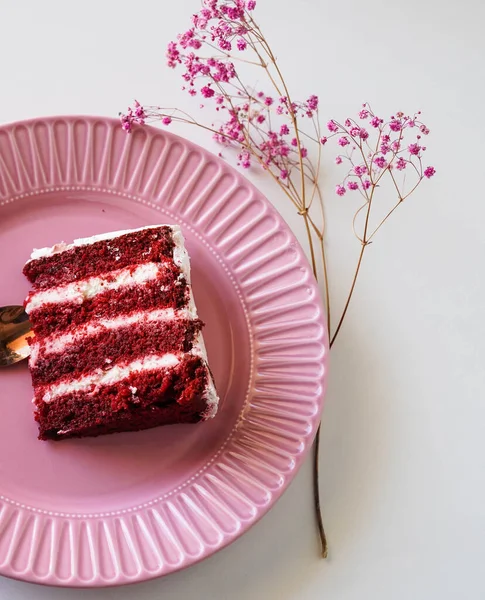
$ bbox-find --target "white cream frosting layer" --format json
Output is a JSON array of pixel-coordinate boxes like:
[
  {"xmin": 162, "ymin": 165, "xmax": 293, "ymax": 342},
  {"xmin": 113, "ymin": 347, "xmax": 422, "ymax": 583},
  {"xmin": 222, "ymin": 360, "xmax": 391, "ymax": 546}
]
[
  {"xmin": 171, "ymin": 226, "xmax": 191, "ymax": 284},
  {"xmin": 25, "ymin": 262, "xmax": 167, "ymax": 313},
  {"xmin": 41, "ymin": 353, "xmax": 181, "ymax": 403}
]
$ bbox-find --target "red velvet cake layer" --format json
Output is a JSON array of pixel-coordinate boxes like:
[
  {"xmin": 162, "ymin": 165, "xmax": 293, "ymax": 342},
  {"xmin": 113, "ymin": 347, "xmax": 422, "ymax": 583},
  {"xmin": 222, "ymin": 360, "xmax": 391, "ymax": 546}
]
[
  {"xmin": 31, "ymin": 318, "xmax": 203, "ymax": 385},
  {"xmin": 28, "ymin": 273, "xmax": 188, "ymax": 337},
  {"xmin": 36, "ymin": 357, "xmax": 209, "ymax": 440},
  {"xmin": 23, "ymin": 227, "xmax": 174, "ymax": 290}
]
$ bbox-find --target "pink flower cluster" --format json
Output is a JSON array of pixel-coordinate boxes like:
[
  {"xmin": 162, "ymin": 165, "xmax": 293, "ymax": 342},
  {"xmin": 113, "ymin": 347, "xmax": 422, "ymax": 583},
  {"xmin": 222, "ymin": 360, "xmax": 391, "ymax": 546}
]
[
  {"xmin": 120, "ymin": 101, "xmax": 146, "ymax": 133},
  {"xmin": 120, "ymin": 4, "xmax": 435, "ymax": 210},
  {"xmin": 211, "ymin": 97, "xmax": 314, "ymax": 174},
  {"xmin": 166, "ymin": 0, "xmax": 255, "ymax": 87},
  {"xmin": 329, "ymin": 104, "xmax": 435, "ymax": 197},
  {"xmin": 211, "ymin": 92, "xmax": 319, "ymax": 172},
  {"xmin": 153, "ymin": 0, "xmax": 320, "ymax": 177}
]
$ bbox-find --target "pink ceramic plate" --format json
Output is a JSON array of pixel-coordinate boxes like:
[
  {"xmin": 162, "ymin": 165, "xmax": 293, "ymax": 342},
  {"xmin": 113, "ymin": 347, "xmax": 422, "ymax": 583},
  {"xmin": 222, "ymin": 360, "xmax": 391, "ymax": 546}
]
[{"xmin": 0, "ymin": 116, "xmax": 327, "ymax": 587}]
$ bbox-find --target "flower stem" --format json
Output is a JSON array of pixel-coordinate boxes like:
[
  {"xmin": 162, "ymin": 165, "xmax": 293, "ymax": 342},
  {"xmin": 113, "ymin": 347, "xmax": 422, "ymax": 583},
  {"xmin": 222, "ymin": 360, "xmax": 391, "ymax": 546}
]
[
  {"xmin": 330, "ymin": 185, "xmax": 375, "ymax": 346},
  {"xmin": 315, "ymin": 198, "xmax": 372, "ymax": 559},
  {"xmin": 330, "ymin": 241, "xmax": 367, "ymax": 347},
  {"xmin": 302, "ymin": 211, "xmax": 318, "ymax": 277},
  {"xmin": 320, "ymin": 235, "xmax": 331, "ymax": 333},
  {"xmin": 313, "ymin": 425, "xmax": 327, "ymax": 557}
]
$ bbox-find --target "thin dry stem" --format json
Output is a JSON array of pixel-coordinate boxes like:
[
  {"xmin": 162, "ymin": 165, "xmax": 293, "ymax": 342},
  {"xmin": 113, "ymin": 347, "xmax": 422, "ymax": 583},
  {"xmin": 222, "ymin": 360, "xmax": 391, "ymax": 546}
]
[
  {"xmin": 331, "ymin": 185, "xmax": 375, "ymax": 346},
  {"xmin": 313, "ymin": 425, "xmax": 327, "ymax": 557},
  {"xmin": 302, "ymin": 210, "xmax": 318, "ymax": 285}
]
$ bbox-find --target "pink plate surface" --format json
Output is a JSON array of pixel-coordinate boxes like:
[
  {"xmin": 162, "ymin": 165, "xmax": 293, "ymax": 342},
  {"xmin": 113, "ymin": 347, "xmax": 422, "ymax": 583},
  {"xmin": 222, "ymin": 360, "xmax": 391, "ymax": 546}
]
[{"xmin": 0, "ymin": 116, "xmax": 328, "ymax": 587}]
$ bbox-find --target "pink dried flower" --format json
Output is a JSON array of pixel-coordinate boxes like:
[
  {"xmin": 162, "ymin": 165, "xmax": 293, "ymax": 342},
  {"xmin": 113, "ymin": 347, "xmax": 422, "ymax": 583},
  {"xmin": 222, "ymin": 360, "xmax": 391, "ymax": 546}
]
[
  {"xmin": 359, "ymin": 128, "xmax": 369, "ymax": 140},
  {"xmin": 161, "ymin": 116, "xmax": 172, "ymax": 125},
  {"xmin": 280, "ymin": 169, "xmax": 289, "ymax": 179},
  {"xmin": 389, "ymin": 119, "xmax": 402, "ymax": 132},
  {"xmin": 166, "ymin": 41, "xmax": 181, "ymax": 68},
  {"xmin": 280, "ymin": 124, "xmax": 289, "ymax": 135},
  {"xmin": 420, "ymin": 125, "xmax": 430, "ymax": 135},
  {"xmin": 264, "ymin": 96, "xmax": 274, "ymax": 106},
  {"xmin": 192, "ymin": 11, "xmax": 208, "ymax": 30},
  {"xmin": 336, "ymin": 185, "xmax": 346, "ymax": 196},
  {"xmin": 201, "ymin": 86, "xmax": 215, "ymax": 98},
  {"xmin": 279, "ymin": 144, "xmax": 290, "ymax": 157},
  {"xmin": 276, "ymin": 106, "xmax": 283, "ymax": 115},
  {"xmin": 396, "ymin": 157, "xmax": 407, "ymax": 170},
  {"xmin": 190, "ymin": 38, "xmax": 202, "ymax": 50},
  {"xmin": 362, "ymin": 179, "xmax": 371, "ymax": 190},
  {"xmin": 349, "ymin": 126, "xmax": 361, "ymax": 137},
  {"xmin": 335, "ymin": 156, "xmax": 343, "ymax": 165},
  {"xmin": 374, "ymin": 156, "xmax": 387, "ymax": 169},
  {"xmin": 219, "ymin": 39, "xmax": 232, "ymax": 51},
  {"xmin": 354, "ymin": 164, "xmax": 367, "ymax": 177},
  {"xmin": 134, "ymin": 101, "xmax": 146, "ymax": 119},
  {"xmin": 338, "ymin": 137, "xmax": 350, "ymax": 147},
  {"xmin": 370, "ymin": 116, "xmax": 382, "ymax": 128},
  {"xmin": 247, "ymin": 0, "xmax": 256, "ymax": 9},
  {"xmin": 345, "ymin": 119, "xmax": 352, "ymax": 127},
  {"xmin": 237, "ymin": 38, "xmax": 247, "ymax": 51},
  {"xmin": 327, "ymin": 120, "xmax": 339, "ymax": 133},
  {"xmin": 391, "ymin": 141, "xmax": 400, "ymax": 152},
  {"xmin": 178, "ymin": 28, "xmax": 196, "ymax": 50},
  {"xmin": 347, "ymin": 181, "xmax": 359, "ymax": 191},
  {"xmin": 320, "ymin": 137, "xmax": 328, "ymax": 145},
  {"xmin": 121, "ymin": 117, "xmax": 132, "ymax": 133},
  {"xmin": 256, "ymin": 114, "xmax": 266, "ymax": 124},
  {"xmin": 239, "ymin": 150, "xmax": 251, "ymax": 169},
  {"xmin": 408, "ymin": 143, "xmax": 421, "ymax": 156},
  {"xmin": 301, "ymin": 147, "xmax": 308, "ymax": 158},
  {"xmin": 120, "ymin": 104, "xmax": 148, "ymax": 131},
  {"xmin": 307, "ymin": 95, "xmax": 319, "ymax": 110},
  {"xmin": 359, "ymin": 109, "xmax": 369, "ymax": 119},
  {"xmin": 424, "ymin": 166, "xmax": 436, "ymax": 178},
  {"xmin": 291, "ymin": 137, "xmax": 298, "ymax": 147}
]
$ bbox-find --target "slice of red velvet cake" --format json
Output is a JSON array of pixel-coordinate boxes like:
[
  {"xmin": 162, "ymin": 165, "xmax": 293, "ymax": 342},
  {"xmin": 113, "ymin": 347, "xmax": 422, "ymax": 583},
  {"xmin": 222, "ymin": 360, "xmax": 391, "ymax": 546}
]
[{"xmin": 23, "ymin": 225, "xmax": 219, "ymax": 441}]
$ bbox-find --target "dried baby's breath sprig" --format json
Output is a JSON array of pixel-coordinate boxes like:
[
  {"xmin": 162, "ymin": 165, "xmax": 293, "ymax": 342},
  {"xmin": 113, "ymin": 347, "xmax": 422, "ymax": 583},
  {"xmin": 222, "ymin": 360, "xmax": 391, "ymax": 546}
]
[{"xmin": 120, "ymin": 0, "xmax": 435, "ymax": 559}]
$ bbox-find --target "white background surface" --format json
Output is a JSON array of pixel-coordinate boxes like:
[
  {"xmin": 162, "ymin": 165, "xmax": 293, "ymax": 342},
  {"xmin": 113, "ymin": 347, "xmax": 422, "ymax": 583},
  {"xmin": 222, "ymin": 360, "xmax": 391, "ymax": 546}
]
[{"xmin": 1, "ymin": 0, "xmax": 484, "ymax": 598}]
